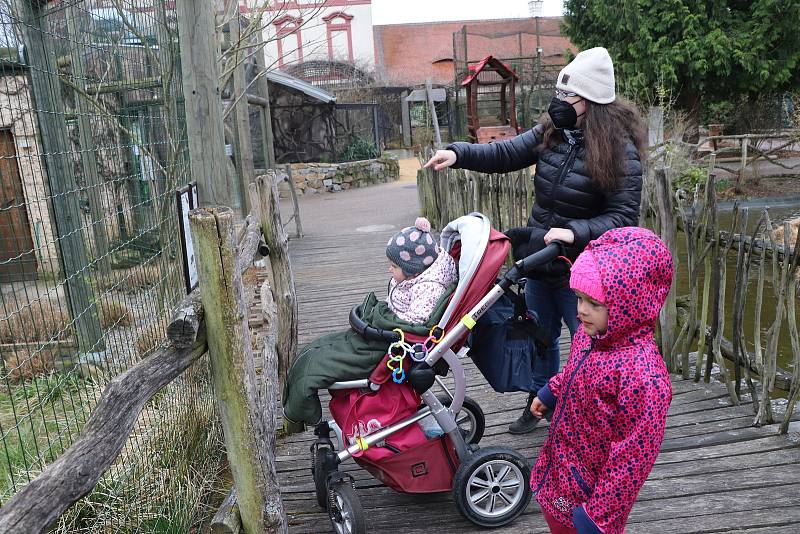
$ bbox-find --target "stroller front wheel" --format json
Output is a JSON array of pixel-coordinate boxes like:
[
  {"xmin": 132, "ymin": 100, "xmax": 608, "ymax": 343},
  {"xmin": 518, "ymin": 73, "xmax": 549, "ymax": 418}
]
[
  {"xmin": 453, "ymin": 447, "xmax": 532, "ymax": 527},
  {"xmin": 328, "ymin": 480, "xmax": 366, "ymax": 534},
  {"xmin": 437, "ymin": 394, "xmax": 485, "ymax": 445}
]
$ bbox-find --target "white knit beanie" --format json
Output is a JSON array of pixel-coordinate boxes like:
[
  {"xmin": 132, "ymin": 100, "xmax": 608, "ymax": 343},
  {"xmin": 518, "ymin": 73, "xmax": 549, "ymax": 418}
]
[{"xmin": 555, "ymin": 47, "xmax": 616, "ymax": 104}]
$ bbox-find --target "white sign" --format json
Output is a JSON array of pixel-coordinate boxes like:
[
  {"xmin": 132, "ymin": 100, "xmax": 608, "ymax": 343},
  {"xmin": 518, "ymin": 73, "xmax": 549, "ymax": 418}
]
[{"xmin": 176, "ymin": 182, "xmax": 199, "ymax": 293}]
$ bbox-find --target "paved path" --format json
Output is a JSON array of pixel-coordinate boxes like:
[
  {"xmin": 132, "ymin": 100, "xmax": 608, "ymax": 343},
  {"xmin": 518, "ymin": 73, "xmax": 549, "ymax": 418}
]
[{"xmin": 273, "ymin": 164, "xmax": 800, "ymax": 533}]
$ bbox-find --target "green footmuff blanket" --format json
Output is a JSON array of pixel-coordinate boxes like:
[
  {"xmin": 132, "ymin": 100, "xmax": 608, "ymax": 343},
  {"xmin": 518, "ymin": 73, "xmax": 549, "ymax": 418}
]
[{"xmin": 282, "ymin": 286, "xmax": 454, "ymax": 425}]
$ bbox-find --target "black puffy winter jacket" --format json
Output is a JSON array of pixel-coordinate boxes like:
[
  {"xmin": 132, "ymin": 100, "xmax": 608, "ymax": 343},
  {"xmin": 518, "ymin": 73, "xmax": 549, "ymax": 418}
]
[{"xmin": 447, "ymin": 124, "xmax": 643, "ymax": 277}]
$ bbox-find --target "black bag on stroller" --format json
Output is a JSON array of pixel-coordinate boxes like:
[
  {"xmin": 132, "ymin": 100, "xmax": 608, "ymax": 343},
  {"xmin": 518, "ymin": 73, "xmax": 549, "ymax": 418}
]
[{"xmin": 469, "ymin": 284, "xmax": 548, "ymax": 393}]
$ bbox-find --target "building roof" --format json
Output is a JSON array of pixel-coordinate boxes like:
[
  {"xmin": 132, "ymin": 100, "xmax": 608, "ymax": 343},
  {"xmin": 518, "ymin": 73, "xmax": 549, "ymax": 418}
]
[
  {"xmin": 461, "ymin": 55, "xmax": 518, "ymax": 86},
  {"xmin": 268, "ymin": 69, "xmax": 337, "ymax": 103},
  {"xmin": 374, "ymin": 17, "xmax": 573, "ymax": 86}
]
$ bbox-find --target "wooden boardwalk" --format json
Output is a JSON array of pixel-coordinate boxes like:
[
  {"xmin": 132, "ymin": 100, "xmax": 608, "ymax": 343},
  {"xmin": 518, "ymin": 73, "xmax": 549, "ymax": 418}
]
[{"xmin": 273, "ymin": 174, "xmax": 800, "ymax": 533}]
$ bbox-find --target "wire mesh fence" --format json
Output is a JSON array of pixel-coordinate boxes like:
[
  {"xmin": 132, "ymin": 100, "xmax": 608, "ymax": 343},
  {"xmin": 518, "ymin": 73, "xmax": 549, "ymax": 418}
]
[{"xmin": 0, "ymin": 0, "xmax": 223, "ymax": 529}]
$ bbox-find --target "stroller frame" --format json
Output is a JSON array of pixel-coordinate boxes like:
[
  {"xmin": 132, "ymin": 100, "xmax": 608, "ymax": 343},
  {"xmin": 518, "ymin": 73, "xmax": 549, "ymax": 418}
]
[{"xmin": 313, "ymin": 213, "xmax": 562, "ymax": 532}]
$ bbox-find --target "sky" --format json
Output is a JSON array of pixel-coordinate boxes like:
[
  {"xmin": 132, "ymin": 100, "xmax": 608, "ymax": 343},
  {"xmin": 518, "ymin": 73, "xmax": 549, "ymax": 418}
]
[{"xmin": 371, "ymin": 0, "xmax": 565, "ymax": 25}]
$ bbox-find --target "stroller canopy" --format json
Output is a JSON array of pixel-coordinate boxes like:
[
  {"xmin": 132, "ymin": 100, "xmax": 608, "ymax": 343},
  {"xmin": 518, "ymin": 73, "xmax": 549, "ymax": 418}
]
[{"xmin": 438, "ymin": 213, "xmax": 510, "ymax": 334}]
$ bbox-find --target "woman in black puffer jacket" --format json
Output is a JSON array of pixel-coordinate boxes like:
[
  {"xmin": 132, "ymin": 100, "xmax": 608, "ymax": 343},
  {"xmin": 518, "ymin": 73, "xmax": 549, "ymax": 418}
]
[{"xmin": 424, "ymin": 47, "xmax": 647, "ymax": 435}]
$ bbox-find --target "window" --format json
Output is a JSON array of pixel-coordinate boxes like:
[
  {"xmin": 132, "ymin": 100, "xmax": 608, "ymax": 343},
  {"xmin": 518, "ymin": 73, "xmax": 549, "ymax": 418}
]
[
  {"xmin": 323, "ymin": 12, "xmax": 353, "ymax": 63},
  {"xmin": 274, "ymin": 15, "xmax": 304, "ymax": 67}
]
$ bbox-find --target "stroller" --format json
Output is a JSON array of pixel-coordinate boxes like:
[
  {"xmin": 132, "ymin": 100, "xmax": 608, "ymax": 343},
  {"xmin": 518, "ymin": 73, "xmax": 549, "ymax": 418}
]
[{"xmin": 310, "ymin": 213, "xmax": 562, "ymax": 533}]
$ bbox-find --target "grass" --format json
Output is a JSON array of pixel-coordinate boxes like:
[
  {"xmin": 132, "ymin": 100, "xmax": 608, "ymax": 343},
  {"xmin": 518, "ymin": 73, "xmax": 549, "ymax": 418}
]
[
  {"xmin": 0, "ymin": 371, "xmax": 96, "ymax": 500},
  {"xmin": 97, "ymin": 295, "xmax": 132, "ymax": 329},
  {"xmin": 95, "ymin": 263, "xmax": 170, "ymax": 294},
  {"xmin": 136, "ymin": 323, "xmax": 165, "ymax": 357},
  {"xmin": 0, "ymin": 358, "xmax": 225, "ymax": 533},
  {"xmin": 52, "ymin": 358, "xmax": 225, "ymax": 533},
  {"xmin": 0, "ymin": 297, "xmax": 71, "ymax": 344},
  {"xmin": 1, "ymin": 347, "xmax": 58, "ymax": 383}
]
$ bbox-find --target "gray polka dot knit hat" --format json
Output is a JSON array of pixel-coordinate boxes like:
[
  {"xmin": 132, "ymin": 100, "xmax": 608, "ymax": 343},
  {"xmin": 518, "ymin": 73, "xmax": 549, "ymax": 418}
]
[{"xmin": 386, "ymin": 217, "xmax": 437, "ymax": 276}]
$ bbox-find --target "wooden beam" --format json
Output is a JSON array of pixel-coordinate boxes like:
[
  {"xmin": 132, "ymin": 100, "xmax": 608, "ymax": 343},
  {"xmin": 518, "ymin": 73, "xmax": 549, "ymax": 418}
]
[
  {"xmin": 257, "ymin": 278, "xmax": 288, "ymax": 530},
  {"xmin": 211, "ymin": 489, "xmax": 242, "ymax": 534},
  {"xmin": 654, "ymin": 167, "xmax": 678, "ymax": 371},
  {"xmin": 401, "ymin": 90, "xmax": 411, "ymax": 147},
  {"xmin": 168, "ymin": 193, "xmax": 262, "ymax": 349},
  {"xmin": 282, "ymin": 166, "xmax": 303, "ymax": 239},
  {"xmin": 0, "ymin": 334, "xmax": 208, "ymax": 533},
  {"xmin": 175, "ymin": 0, "xmax": 229, "ymax": 207},
  {"xmin": 64, "ymin": 6, "xmax": 110, "ymax": 275},
  {"xmin": 190, "ymin": 206, "xmax": 280, "ymax": 533}
]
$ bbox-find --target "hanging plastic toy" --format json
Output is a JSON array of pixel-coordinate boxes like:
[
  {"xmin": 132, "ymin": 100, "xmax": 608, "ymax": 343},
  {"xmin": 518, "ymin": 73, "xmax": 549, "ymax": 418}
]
[{"xmin": 386, "ymin": 329, "xmax": 412, "ymax": 383}]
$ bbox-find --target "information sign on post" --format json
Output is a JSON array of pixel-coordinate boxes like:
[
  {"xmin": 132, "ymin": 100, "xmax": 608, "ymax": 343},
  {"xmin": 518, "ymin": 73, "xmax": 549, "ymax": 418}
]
[{"xmin": 176, "ymin": 182, "xmax": 199, "ymax": 293}]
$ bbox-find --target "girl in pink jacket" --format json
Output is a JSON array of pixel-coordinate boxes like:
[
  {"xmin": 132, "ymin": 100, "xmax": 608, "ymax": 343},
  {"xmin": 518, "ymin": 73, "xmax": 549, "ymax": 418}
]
[{"xmin": 529, "ymin": 227, "xmax": 674, "ymax": 534}]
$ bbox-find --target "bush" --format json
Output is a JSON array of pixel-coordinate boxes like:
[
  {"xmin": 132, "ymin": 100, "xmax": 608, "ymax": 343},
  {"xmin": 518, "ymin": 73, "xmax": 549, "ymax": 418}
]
[
  {"xmin": 339, "ymin": 137, "xmax": 379, "ymax": 162},
  {"xmin": 673, "ymin": 166, "xmax": 706, "ymax": 192}
]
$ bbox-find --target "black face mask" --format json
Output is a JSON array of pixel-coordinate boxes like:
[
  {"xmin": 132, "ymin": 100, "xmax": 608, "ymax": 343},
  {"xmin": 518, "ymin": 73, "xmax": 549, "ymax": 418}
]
[{"xmin": 548, "ymin": 97, "xmax": 583, "ymax": 129}]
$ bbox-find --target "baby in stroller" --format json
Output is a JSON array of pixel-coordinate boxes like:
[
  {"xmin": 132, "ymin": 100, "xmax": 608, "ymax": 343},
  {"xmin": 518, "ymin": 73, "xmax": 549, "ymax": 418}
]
[{"xmin": 386, "ymin": 217, "xmax": 458, "ymax": 325}]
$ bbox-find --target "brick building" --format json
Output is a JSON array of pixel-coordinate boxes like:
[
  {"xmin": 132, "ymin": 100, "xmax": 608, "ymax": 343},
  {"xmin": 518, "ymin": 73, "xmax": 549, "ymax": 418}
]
[{"xmin": 373, "ymin": 17, "xmax": 573, "ymax": 86}]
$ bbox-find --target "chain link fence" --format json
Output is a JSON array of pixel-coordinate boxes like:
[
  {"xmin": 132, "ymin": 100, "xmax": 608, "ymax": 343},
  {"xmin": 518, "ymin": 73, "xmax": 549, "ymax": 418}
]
[{"xmin": 0, "ymin": 0, "xmax": 223, "ymax": 529}]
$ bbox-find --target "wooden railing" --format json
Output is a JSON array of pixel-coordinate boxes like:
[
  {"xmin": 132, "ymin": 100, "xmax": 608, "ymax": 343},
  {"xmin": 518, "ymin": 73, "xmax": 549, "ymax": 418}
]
[
  {"xmin": 654, "ymin": 164, "xmax": 800, "ymax": 432},
  {"xmin": 417, "ymin": 162, "xmax": 533, "ymax": 232},
  {"xmin": 0, "ymin": 174, "xmax": 299, "ymax": 533}
]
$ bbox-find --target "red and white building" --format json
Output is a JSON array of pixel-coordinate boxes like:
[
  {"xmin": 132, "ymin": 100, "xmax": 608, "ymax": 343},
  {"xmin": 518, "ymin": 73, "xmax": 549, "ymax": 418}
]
[{"xmin": 260, "ymin": 0, "xmax": 376, "ymax": 70}]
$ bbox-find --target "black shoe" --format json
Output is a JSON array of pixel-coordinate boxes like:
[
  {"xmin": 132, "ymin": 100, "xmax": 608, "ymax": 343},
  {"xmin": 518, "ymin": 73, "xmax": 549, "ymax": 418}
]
[
  {"xmin": 508, "ymin": 393, "xmax": 542, "ymax": 435},
  {"xmin": 508, "ymin": 408, "xmax": 543, "ymax": 434}
]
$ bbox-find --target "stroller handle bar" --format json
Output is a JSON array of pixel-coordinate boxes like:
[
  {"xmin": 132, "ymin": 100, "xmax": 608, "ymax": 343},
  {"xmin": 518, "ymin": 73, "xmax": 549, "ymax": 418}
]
[{"xmin": 500, "ymin": 240, "xmax": 564, "ymax": 290}]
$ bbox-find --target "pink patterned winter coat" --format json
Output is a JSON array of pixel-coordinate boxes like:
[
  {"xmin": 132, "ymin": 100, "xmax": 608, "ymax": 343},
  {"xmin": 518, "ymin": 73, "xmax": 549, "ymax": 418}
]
[{"xmin": 532, "ymin": 227, "xmax": 674, "ymax": 534}]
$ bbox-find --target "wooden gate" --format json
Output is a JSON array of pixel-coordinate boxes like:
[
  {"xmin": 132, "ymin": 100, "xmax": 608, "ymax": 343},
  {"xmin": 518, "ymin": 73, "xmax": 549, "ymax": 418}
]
[{"xmin": 0, "ymin": 130, "xmax": 38, "ymax": 282}]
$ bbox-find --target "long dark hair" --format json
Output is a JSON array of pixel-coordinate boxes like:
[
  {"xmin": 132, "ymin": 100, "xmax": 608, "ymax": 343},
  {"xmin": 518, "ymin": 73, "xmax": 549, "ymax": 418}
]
[{"xmin": 540, "ymin": 96, "xmax": 647, "ymax": 191}]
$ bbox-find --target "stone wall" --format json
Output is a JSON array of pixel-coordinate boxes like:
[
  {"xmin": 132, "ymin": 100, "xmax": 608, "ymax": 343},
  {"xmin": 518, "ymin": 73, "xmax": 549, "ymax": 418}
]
[{"xmin": 283, "ymin": 156, "xmax": 399, "ymax": 195}]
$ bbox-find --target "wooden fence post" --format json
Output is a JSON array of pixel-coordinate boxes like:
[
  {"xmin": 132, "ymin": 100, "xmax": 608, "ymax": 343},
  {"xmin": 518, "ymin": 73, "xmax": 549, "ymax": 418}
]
[
  {"xmin": 256, "ymin": 174, "xmax": 298, "ymax": 385},
  {"xmin": 175, "ymin": 0, "xmax": 229, "ymax": 207},
  {"xmin": 426, "ymin": 78, "xmax": 442, "ymax": 147},
  {"xmin": 14, "ymin": 0, "xmax": 103, "ymax": 354},
  {"xmin": 283, "ymin": 165, "xmax": 304, "ymax": 238},
  {"xmin": 229, "ymin": 14, "xmax": 255, "ymax": 213},
  {"xmin": 190, "ymin": 206, "xmax": 282, "ymax": 533},
  {"xmin": 653, "ymin": 167, "xmax": 678, "ymax": 372}
]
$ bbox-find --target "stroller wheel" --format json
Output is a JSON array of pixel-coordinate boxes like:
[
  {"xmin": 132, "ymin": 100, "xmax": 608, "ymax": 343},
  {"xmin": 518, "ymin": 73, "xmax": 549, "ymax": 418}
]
[
  {"xmin": 327, "ymin": 480, "xmax": 366, "ymax": 534},
  {"xmin": 437, "ymin": 394, "xmax": 485, "ymax": 445},
  {"xmin": 313, "ymin": 447, "xmax": 331, "ymax": 509},
  {"xmin": 453, "ymin": 447, "xmax": 532, "ymax": 527}
]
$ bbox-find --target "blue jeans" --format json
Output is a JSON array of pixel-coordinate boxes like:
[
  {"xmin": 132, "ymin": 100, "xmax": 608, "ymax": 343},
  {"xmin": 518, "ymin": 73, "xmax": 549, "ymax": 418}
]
[{"xmin": 524, "ymin": 278, "xmax": 579, "ymax": 393}]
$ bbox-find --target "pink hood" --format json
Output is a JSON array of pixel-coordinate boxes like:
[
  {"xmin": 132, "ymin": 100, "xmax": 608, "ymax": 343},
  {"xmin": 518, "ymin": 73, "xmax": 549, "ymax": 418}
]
[
  {"xmin": 532, "ymin": 227, "xmax": 674, "ymax": 534},
  {"xmin": 589, "ymin": 226, "xmax": 674, "ymax": 348}
]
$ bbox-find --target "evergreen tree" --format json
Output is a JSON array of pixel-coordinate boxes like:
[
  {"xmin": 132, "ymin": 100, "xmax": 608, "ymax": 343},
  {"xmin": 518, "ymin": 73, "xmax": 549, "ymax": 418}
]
[{"xmin": 562, "ymin": 0, "xmax": 800, "ymax": 125}]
